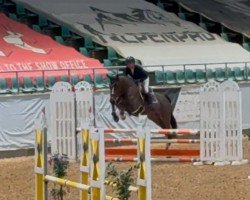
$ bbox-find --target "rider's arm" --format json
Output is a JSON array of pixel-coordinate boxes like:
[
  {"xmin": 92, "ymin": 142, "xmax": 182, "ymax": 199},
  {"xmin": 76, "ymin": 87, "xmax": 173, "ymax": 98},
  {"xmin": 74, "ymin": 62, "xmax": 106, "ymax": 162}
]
[
  {"xmin": 137, "ymin": 66, "xmax": 148, "ymax": 82},
  {"xmin": 125, "ymin": 67, "xmax": 133, "ymax": 79},
  {"xmin": 125, "ymin": 67, "xmax": 129, "ymax": 76}
]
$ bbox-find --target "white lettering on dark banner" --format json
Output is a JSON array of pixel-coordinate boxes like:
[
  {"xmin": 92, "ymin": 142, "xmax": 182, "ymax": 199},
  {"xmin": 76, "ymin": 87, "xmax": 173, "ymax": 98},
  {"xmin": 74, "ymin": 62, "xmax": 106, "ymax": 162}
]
[
  {"xmin": 77, "ymin": 6, "xmax": 217, "ymax": 44},
  {"xmin": 35, "ymin": 61, "xmax": 59, "ymax": 70},
  {"xmin": 95, "ymin": 32, "xmax": 216, "ymax": 44},
  {"xmin": 0, "ymin": 60, "xmax": 88, "ymax": 72}
]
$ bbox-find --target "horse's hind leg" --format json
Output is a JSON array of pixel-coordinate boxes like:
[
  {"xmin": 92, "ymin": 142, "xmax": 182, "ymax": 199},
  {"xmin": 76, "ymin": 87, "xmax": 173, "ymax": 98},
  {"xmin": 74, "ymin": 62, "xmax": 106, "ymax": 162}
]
[
  {"xmin": 110, "ymin": 100, "xmax": 119, "ymax": 122},
  {"xmin": 148, "ymin": 111, "xmax": 172, "ymax": 149},
  {"xmin": 159, "ymin": 115, "xmax": 176, "ymax": 149},
  {"xmin": 171, "ymin": 113, "xmax": 177, "ymax": 129}
]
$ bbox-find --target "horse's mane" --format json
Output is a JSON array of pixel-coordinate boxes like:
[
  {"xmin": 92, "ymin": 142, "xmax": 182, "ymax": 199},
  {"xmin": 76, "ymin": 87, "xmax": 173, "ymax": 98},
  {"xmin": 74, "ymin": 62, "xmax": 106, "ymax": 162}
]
[
  {"xmin": 111, "ymin": 75, "xmax": 139, "ymax": 95},
  {"xmin": 117, "ymin": 75, "xmax": 136, "ymax": 86}
]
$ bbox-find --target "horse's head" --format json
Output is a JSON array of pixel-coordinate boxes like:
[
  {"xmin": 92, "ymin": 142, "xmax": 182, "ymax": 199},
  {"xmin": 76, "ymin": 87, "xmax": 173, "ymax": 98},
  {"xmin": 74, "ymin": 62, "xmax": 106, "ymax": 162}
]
[
  {"xmin": 107, "ymin": 72, "xmax": 150, "ymax": 123},
  {"xmin": 107, "ymin": 72, "xmax": 134, "ymax": 104},
  {"xmin": 108, "ymin": 74, "xmax": 124, "ymax": 102},
  {"xmin": 107, "ymin": 73, "xmax": 128, "ymax": 122}
]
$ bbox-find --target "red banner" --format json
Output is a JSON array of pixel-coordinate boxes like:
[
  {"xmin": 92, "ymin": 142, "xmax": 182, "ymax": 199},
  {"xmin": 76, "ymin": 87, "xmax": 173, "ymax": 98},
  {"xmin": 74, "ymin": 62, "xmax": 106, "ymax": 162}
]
[{"xmin": 0, "ymin": 13, "xmax": 106, "ymax": 78}]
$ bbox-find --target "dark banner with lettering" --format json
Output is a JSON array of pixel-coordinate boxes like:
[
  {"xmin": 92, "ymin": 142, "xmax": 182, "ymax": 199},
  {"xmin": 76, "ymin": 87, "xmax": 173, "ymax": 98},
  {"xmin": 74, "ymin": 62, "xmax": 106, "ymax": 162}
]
[{"xmin": 12, "ymin": 0, "xmax": 250, "ymax": 66}]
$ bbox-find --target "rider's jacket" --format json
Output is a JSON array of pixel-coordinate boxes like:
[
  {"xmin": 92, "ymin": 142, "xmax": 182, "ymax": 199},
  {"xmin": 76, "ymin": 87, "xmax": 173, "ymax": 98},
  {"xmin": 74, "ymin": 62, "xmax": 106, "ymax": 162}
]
[{"xmin": 125, "ymin": 65, "xmax": 148, "ymax": 82}]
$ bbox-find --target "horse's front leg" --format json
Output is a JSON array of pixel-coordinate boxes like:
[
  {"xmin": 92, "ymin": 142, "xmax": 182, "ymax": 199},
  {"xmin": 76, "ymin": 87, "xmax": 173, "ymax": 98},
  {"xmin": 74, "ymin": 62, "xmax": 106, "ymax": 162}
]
[
  {"xmin": 119, "ymin": 109, "xmax": 126, "ymax": 120},
  {"xmin": 110, "ymin": 99, "xmax": 119, "ymax": 122}
]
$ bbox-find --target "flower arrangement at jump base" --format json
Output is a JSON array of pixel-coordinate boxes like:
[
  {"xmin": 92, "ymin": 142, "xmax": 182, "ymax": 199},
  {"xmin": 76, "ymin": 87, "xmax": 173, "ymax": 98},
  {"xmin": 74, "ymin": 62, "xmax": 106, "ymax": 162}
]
[
  {"xmin": 106, "ymin": 163, "xmax": 139, "ymax": 200},
  {"xmin": 48, "ymin": 154, "xmax": 69, "ymax": 200}
]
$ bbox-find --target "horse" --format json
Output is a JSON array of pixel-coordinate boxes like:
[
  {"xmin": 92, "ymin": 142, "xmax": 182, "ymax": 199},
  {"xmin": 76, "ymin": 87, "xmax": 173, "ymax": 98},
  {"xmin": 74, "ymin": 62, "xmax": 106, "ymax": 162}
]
[{"xmin": 109, "ymin": 75, "xmax": 177, "ymax": 129}]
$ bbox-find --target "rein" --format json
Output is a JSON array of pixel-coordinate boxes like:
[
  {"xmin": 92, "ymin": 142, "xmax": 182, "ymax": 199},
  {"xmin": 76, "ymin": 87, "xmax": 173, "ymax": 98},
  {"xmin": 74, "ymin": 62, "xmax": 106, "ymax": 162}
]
[{"xmin": 110, "ymin": 78, "xmax": 145, "ymax": 115}]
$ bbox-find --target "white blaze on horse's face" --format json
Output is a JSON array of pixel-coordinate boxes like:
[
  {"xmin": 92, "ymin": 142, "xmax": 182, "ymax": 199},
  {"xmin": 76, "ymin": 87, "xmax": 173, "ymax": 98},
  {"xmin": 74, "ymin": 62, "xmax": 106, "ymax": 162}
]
[{"xmin": 111, "ymin": 85, "xmax": 120, "ymax": 102}]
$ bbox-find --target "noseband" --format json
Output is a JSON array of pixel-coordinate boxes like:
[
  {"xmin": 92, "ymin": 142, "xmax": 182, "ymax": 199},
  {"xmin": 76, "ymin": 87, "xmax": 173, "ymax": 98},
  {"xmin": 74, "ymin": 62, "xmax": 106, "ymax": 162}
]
[{"xmin": 110, "ymin": 81, "xmax": 123, "ymax": 106}]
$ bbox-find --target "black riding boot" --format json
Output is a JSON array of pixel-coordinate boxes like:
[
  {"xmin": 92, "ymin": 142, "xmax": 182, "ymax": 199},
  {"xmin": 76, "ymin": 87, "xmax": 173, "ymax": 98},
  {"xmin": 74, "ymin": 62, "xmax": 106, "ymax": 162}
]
[{"xmin": 147, "ymin": 92, "xmax": 157, "ymax": 105}]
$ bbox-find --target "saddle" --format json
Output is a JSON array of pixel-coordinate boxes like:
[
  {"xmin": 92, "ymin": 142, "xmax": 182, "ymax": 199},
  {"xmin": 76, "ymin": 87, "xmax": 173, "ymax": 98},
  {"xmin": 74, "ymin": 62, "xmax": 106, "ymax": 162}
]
[{"xmin": 137, "ymin": 83, "xmax": 157, "ymax": 105}]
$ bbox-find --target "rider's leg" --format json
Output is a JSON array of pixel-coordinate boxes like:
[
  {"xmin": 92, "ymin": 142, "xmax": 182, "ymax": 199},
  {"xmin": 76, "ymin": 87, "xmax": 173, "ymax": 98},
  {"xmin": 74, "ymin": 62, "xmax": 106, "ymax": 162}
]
[
  {"xmin": 142, "ymin": 78, "xmax": 157, "ymax": 104},
  {"xmin": 142, "ymin": 78, "xmax": 149, "ymax": 93}
]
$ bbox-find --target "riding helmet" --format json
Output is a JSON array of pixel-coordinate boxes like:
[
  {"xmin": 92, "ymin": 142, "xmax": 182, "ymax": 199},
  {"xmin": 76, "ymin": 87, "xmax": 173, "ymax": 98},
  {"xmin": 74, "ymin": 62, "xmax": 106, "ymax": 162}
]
[{"xmin": 125, "ymin": 56, "xmax": 135, "ymax": 64}]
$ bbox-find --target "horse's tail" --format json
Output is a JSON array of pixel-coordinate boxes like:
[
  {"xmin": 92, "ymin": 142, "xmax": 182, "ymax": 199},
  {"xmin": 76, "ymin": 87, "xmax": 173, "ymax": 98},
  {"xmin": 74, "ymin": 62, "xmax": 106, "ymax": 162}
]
[
  {"xmin": 164, "ymin": 94, "xmax": 178, "ymax": 129},
  {"xmin": 171, "ymin": 113, "xmax": 177, "ymax": 129},
  {"xmin": 164, "ymin": 94, "xmax": 171, "ymax": 104}
]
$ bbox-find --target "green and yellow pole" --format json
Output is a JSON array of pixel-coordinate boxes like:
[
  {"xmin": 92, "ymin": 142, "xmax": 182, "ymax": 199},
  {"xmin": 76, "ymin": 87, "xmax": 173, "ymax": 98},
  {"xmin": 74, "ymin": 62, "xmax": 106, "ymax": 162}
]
[
  {"xmin": 136, "ymin": 118, "xmax": 151, "ymax": 200},
  {"xmin": 91, "ymin": 138, "xmax": 101, "ymax": 199},
  {"xmin": 80, "ymin": 128, "xmax": 90, "ymax": 200},
  {"xmin": 89, "ymin": 127, "xmax": 106, "ymax": 200},
  {"xmin": 35, "ymin": 120, "xmax": 47, "ymax": 200},
  {"xmin": 138, "ymin": 137, "xmax": 147, "ymax": 200}
]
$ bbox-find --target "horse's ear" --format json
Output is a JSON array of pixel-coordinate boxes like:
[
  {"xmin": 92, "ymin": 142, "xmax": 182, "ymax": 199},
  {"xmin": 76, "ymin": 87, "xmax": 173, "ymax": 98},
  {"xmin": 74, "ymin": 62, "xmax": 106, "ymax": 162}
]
[
  {"xmin": 107, "ymin": 71, "xmax": 122, "ymax": 81},
  {"xmin": 115, "ymin": 71, "xmax": 123, "ymax": 80},
  {"xmin": 117, "ymin": 71, "xmax": 124, "ymax": 76},
  {"xmin": 107, "ymin": 71, "xmax": 116, "ymax": 80},
  {"xmin": 106, "ymin": 72, "xmax": 112, "ymax": 79}
]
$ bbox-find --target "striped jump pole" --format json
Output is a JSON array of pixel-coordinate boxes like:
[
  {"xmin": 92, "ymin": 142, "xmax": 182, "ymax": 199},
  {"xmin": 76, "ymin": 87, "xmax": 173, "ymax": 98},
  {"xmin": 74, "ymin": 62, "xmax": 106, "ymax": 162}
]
[
  {"xmin": 105, "ymin": 148, "xmax": 200, "ymax": 157},
  {"xmin": 104, "ymin": 129, "xmax": 199, "ymax": 141},
  {"xmin": 105, "ymin": 128, "xmax": 199, "ymax": 135},
  {"xmin": 44, "ymin": 175, "xmax": 90, "ymax": 191},
  {"xmin": 105, "ymin": 156, "xmax": 200, "ymax": 163},
  {"xmin": 105, "ymin": 138, "xmax": 200, "ymax": 144},
  {"xmin": 104, "ymin": 128, "xmax": 137, "ymax": 133},
  {"xmin": 150, "ymin": 129, "xmax": 200, "ymax": 136}
]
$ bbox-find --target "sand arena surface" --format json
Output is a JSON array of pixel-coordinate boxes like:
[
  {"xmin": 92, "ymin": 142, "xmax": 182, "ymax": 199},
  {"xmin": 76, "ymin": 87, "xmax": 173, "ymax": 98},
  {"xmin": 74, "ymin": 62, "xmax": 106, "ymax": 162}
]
[{"xmin": 1, "ymin": 138, "xmax": 250, "ymax": 200}]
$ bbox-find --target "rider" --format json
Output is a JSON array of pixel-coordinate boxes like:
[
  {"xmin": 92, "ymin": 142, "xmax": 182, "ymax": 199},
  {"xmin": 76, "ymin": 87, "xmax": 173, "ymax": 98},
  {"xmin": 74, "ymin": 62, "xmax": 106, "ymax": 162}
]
[{"xmin": 124, "ymin": 56, "xmax": 157, "ymax": 105}]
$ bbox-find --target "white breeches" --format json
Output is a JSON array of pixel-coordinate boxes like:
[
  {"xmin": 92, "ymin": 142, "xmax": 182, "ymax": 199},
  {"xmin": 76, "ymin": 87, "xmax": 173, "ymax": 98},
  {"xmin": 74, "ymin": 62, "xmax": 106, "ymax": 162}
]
[{"xmin": 142, "ymin": 77, "xmax": 149, "ymax": 93}]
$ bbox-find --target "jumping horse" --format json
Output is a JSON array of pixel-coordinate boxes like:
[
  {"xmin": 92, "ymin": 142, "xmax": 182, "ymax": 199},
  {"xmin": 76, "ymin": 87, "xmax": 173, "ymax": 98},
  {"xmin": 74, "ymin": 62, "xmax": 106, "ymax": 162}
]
[{"xmin": 108, "ymin": 75, "xmax": 177, "ymax": 129}]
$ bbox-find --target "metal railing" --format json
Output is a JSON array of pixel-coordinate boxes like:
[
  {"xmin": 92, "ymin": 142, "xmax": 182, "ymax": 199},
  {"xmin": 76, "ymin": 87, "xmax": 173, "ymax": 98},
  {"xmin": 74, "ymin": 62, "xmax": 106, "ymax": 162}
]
[{"xmin": 0, "ymin": 61, "xmax": 250, "ymax": 94}]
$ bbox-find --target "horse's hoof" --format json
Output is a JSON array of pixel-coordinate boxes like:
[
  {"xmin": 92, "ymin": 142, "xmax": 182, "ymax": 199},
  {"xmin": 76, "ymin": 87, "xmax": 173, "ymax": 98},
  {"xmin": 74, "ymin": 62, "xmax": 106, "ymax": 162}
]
[
  {"xmin": 165, "ymin": 144, "xmax": 171, "ymax": 149},
  {"xmin": 113, "ymin": 115, "xmax": 119, "ymax": 122},
  {"xmin": 120, "ymin": 115, "xmax": 126, "ymax": 120}
]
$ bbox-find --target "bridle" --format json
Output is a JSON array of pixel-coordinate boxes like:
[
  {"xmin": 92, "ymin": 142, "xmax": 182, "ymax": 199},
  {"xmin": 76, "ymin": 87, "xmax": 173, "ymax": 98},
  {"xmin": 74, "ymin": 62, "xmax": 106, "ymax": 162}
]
[
  {"xmin": 110, "ymin": 78, "xmax": 145, "ymax": 115},
  {"xmin": 110, "ymin": 81, "xmax": 123, "ymax": 106}
]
